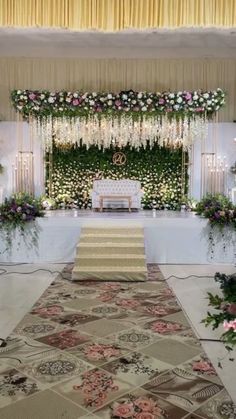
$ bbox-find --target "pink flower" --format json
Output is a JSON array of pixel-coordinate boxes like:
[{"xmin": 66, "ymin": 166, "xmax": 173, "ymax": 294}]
[
  {"xmin": 29, "ymin": 93, "xmax": 36, "ymax": 100},
  {"xmin": 192, "ymin": 360, "xmax": 216, "ymax": 375},
  {"xmin": 72, "ymin": 99, "xmax": 79, "ymax": 106},
  {"xmin": 158, "ymin": 98, "xmax": 165, "ymax": 104},
  {"xmin": 223, "ymin": 319, "xmax": 236, "ymax": 331},
  {"xmin": 112, "ymin": 402, "xmax": 135, "ymax": 418},
  {"xmin": 150, "ymin": 320, "xmax": 183, "ymax": 334},
  {"xmin": 185, "ymin": 92, "xmax": 192, "ymax": 100},
  {"xmin": 196, "ymin": 107, "xmax": 203, "ymax": 112},
  {"xmin": 143, "ymin": 305, "xmax": 169, "ymax": 316},
  {"xmin": 116, "ymin": 299, "xmax": 140, "ymax": 309},
  {"xmin": 115, "ymin": 99, "xmax": 122, "ymax": 107},
  {"xmin": 134, "ymin": 397, "xmax": 157, "ymax": 412}
]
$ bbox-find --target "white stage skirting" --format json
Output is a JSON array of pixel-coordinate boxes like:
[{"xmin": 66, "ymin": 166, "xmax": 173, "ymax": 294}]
[{"xmin": 0, "ymin": 210, "xmax": 235, "ymax": 264}]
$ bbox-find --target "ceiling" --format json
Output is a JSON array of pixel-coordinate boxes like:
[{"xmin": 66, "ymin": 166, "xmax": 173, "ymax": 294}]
[{"xmin": 0, "ymin": 27, "xmax": 236, "ymax": 59}]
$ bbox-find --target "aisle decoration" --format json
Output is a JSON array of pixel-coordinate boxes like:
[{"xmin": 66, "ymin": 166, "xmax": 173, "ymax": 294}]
[
  {"xmin": 203, "ymin": 272, "xmax": 236, "ymax": 354},
  {"xmin": 195, "ymin": 193, "xmax": 236, "ymax": 257},
  {"xmin": 11, "ymin": 88, "xmax": 225, "ymax": 151},
  {"xmin": 0, "ymin": 193, "xmax": 44, "ymax": 253}
]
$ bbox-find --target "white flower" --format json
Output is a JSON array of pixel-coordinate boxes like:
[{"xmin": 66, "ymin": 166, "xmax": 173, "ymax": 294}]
[
  {"xmin": 66, "ymin": 98, "xmax": 71, "ymax": 103},
  {"xmin": 40, "ymin": 94, "xmax": 45, "ymax": 99},
  {"xmin": 174, "ymin": 104, "xmax": 180, "ymax": 110},
  {"xmin": 170, "ymin": 100, "xmax": 174, "ymax": 105},
  {"xmin": 142, "ymin": 106, "xmax": 147, "ymax": 111},
  {"xmin": 177, "ymin": 97, "xmax": 183, "ymax": 103},
  {"xmin": 169, "ymin": 93, "xmax": 175, "ymax": 99},
  {"xmin": 108, "ymin": 100, "xmax": 113, "ymax": 106},
  {"xmin": 122, "ymin": 94, "xmax": 128, "ymax": 100},
  {"xmin": 177, "ymin": 91, "xmax": 182, "ymax": 95},
  {"xmin": 107, "ymin": 93, "xmax": 113, "ymax": 99},
  {"xmin": 132, "ymin": 100, "xmax": 137, "ymax": 104},
  {"xmin": 59, "ymin": 107, "xmax": 63, "ymax": 111},
  {"xmin": 193, "ymin": 95, "xmax": 198, "ymax": 101},
  {"xmin": 48, "ymin": 97, "xmax": 55, "ymax": 103},
  {"xmin": 207, "ymin": 100, "xmax": 212, "ymax": 105},
  {"xmin": 203, "ymin": 93, "xmax": 209, "ymax": 99},
  {"xmin": 199, "ymin": 98, "xmax": 204, "ymax": 102},
  {"xmin": 92, "ymin": 92, "xmax": 97, "ymax": 97},
  {"xmin": 146, "ymin": 98, "xmax": 152, "ymax": 104},
  {"xmin": 137, "ymin": 92, "xmax": 143, "ymax": 99},
  {"xmin": 73, "ymin": 93, "xmax": 78, "ymax": 98},
  {"xmin": 17, "ymin": 105, "xmax": 23, "ymax": 110},
  {"xmin": 89, "ymin": 100, "xmax": 95, "ymax": 106},
  {"xmin": 59, "ymin": 97, "xmax": 64, "ymax": 102},
  {"xmin": 17, "ymin": 90, "xmax": 22, "ymax": 94}
]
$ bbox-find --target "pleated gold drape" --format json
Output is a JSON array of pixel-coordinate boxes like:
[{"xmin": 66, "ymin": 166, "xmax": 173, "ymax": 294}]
[
  {"xmin": 0, "ymin": 57, "xmax": 235, "ymax": 121},
  {"xmin": 0, "ymin": 0, "xmax": 236, "ymax": 30}
]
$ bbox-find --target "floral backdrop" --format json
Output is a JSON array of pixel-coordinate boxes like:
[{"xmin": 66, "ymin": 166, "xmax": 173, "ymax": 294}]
[{"xmin": 47, "ymin": 144, "xmax": 187, "ymax": 209}]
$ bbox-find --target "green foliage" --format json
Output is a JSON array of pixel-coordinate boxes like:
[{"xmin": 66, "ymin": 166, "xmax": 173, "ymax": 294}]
[
  {"xmin": 47, "ymin": 144, "xmax": 187, "ymax": 209},
  {"xmin": 202, "ymin": 272, "xmax": 236, "ymax": 353},
  {"xmin": 196, "ymin": 193, "xmax": 234, "ymax": 216}
]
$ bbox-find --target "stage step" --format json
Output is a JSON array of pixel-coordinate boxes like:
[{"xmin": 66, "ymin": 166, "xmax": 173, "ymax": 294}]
[{"xmin": 72, "ymin": 226, "xmax": 147, "ymax": 282}]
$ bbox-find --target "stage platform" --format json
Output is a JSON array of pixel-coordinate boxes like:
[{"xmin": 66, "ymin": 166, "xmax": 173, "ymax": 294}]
[{"xmin": 0, "ymin": 210, "xmax": 235, "ymax": 264}]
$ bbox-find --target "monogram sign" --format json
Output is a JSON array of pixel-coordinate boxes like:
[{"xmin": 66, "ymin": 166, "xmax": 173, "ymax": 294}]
[{"xmin": 112, "ymin": 152, "xmax": 127, "ymax": 166}]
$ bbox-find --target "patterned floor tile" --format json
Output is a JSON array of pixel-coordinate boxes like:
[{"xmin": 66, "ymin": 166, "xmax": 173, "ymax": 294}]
[
  {"xmin": 13, "ymin": 314, "xmax": 66, "ymax": 339},
  {"xmin": 0, "ymin": 389, "xmax": 87, "ymax": 419},
  {"xmin": 0, "ymin": 336, "xmax": 56, "ymax": 367},
  {"xmin": 194, "ymin": 389, "xmax": 236, "ymax": 419},
  {"xmin": 52, "ymin": 368, "xmax": 133, "ymax": 411},
  {"xmin": 141, "ymin": 338, "xmax": 201, "ymax": 365},
  {"xmin": 180, "ymin": 354, "xmax": 223, "ymax": 385},
  {"xmin": 67, "ymin": 338, "xmax": 129, "ymax": 367},
  {"xmin": 108, "ymin": 327, "xmax": 161, "ymax": 350},
  {"xmin": 36, "ymin": 329, "xmax": 91, "ymax": 350},
  {"xmin": 143, "ymin": 367, "xmax": 224, "ymax": 412},
  {"xmin": 63, "ymin": 298, "xmax": 102, "ymax": 311},
  {"xmin": 0, "ymin": 366, "xmax": 43, "ymax": 408},
  {"xmin": 95, "ymin": 388, "xmax": 189, "ymax": 418},
  {"xmin": 18, "ymin": 350, "xmax": 92, "ymax": 385},
  {"xmin": 88, "ymin": 304, "xmax": 128, "ymax": 319},
  {"xmin": 142, "ymin": 318, "xmax": 190, "ymax": 337},
  {"xmin": 77, "ymin": 318, "xmax": 131, "ymax": 338},
  {"xmin": 101, "ymin": 351, "xmax": 172, "ymax": 386},
  {"xmin": 49, "ymin": 311, "xmax": 101, "ymax": 327}
]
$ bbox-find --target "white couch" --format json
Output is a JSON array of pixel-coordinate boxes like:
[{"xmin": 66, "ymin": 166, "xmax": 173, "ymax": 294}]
[{"xmin": 91, "ymin": 179, "xmax": 143, "ymax": 210}]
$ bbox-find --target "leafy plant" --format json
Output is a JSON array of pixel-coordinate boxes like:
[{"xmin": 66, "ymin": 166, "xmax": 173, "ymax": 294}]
[{"xmin": 202, "ymin": 272, "xmax": 236, "ymax": 354}]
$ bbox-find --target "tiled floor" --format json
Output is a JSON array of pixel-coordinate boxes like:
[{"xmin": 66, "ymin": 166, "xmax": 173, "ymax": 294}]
[{"xmin": 0, "ymin": 263, "xmax": 235, "ymax": 418}]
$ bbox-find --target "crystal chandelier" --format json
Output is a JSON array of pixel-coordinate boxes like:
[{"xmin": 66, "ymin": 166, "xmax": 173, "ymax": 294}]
[{"xmin": 31, "ymin": 114, "xmax": 208, "ymax": 152}]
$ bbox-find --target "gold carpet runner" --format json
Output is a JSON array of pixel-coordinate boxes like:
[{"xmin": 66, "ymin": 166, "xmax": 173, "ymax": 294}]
[{"xmin": 72, "ymin": 226, "xmax": 147, "ymax": 281}]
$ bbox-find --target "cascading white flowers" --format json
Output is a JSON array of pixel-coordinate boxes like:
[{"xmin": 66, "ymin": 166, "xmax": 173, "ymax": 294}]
[{"xmin": 11, "ymin": 88, "xmax": 225, "ymax": 151}]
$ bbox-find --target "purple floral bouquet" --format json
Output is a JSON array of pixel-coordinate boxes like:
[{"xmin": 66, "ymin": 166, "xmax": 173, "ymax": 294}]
[
  {"xmin": 0, "ymin": 194, "xmax": 44, "ymax": 253},
  {"xmin": 196, "ymin": 194, "xmax": 236, "ymax": 227}
]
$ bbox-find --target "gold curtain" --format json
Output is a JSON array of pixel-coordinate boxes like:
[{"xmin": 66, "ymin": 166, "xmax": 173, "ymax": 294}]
[
  {"xmin": 0, "ymin": 0, "xmax": 236, "ymax": 30},
  {"xmin": 0, "ymin": 57, "xmax": 235, "ymax": 121}
]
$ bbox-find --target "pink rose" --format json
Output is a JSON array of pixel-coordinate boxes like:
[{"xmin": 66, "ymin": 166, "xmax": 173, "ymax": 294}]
[
  {"xmin": 112, "ymin": 402, "xmax": 135, "ymax": 418},
  {"xmin": 223, "ymin": 319, "xmax": 236, "ymax": 331},
  {"xmin": 136, "ymin": 413, "xmax": 155, "ymax": 419},
  {"xmin": 134, "ymin": 397, "xmax": 157, "ymax": 412},
  {"xmin": 116, "ymin": 299, "xmax": 140, "ymax": 309},
  {"xmin": 115, "ymin": 99, "xmax": 122, "ymax": 107},
  {"xmin": 72, "ymin": 99, "xmax": 79, "ymax": 106},
  {"xmin": 192, "ymin": 360, "xmax": 216, "ymax": 375},
  {"xmin": 158, "ymin": 98, "xmax": 165, "ymax": 104},
  {"xmin": 29, "ymin": 93, "xmax": 36, "ymax": 100},
  {"xmin": 185, "ymin": 92, "xmax": 192, "ymax": 100}
]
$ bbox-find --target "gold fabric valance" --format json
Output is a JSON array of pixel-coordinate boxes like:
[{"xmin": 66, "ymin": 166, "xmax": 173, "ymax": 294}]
[
  {"xmin": 0, "ymin": 0, "xmax": 236, "ymax": 31},
  {"xmin": 0, "ymin": 57, "xmax": 236, "ymax": 122}
]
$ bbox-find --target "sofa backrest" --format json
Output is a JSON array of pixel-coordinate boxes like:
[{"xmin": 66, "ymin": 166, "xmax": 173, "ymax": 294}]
[{"xmin": 93, "ymin": 179, "xmax": 141, "ymax": 195}]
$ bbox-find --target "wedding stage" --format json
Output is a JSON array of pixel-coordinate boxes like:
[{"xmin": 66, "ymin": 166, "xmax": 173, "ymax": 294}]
[{"xmin": 0, "ymin": 210, "xmax": 234, "ymax": 265}]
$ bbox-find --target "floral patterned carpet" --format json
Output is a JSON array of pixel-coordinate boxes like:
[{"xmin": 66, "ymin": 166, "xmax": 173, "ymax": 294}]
[{"xmin": 0, "ymin": 264, "xmax": 235, "ymax": 419}]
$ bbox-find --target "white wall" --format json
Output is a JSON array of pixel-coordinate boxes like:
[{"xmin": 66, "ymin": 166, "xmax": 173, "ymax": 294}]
[{"xmin": 0, "ymin": 121, "xmax": 236, "ymax": 201}]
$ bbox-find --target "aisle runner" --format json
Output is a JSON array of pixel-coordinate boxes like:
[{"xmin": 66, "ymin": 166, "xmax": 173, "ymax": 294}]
[
  {"xmin": 72, "ymin": 227, "xmax": 147, "ymax": 281},
  {"xmin": 0, "ymin": 265, "xmax": 235, "ymax": 419}
]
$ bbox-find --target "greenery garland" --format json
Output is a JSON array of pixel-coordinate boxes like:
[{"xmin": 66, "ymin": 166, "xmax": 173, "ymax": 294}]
[{"xmin": 11, "ymin": 88, "xmax": 225, "ymax": 119}]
